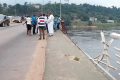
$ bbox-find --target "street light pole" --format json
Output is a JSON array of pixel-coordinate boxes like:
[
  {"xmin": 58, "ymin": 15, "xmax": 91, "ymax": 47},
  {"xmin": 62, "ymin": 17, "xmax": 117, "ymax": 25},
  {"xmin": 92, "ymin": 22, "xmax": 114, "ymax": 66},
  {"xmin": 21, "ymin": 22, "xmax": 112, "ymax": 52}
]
[
  {"xmin": 14, "ymin": 0, "xmax": 17, "ymax": 16},
  {"xmin": 42, "ymin": 0, "xmax": 44, "ymax": 13},
  {"xmin": 60, "ymin": 0, "xmax": 61, "ymax": 19}
]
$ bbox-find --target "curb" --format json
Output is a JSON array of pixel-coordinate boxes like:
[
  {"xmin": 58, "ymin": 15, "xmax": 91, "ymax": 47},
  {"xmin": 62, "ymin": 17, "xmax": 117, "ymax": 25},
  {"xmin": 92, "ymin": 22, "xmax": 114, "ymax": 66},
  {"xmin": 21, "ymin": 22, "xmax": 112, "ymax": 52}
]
[{"xmin": 25, "ymin": 39, "xmax": 47, "ymax": 80}]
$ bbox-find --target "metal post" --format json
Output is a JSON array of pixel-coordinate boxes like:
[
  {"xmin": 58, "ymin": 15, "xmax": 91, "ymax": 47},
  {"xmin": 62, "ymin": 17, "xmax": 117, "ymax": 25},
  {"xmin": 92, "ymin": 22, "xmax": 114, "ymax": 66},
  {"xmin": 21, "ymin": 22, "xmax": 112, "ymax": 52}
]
[
  {"xmin": 114, "ymin": 47, "xmax": 120, "ymax": 75},
  {"xmin": 94, "ymin": 31, "xmax": 116, "ymax": 72},
  {"xmin": 15, "ymin": 7, "xmax": 17, "ymax": 16},
  {"xmin": 14, "ymin": 0, "xmax": 17, "ymax": 16},
  {"xmin": 60, "ymin": 0, "xmax": 61, "ymax": 19},
  {"xmin": 42, "ymin": 0, "xmax": 44, "ymax": 13},
  {"xmin": 59, "ymin": 0, "xmax": 62, "ymax": 29}
]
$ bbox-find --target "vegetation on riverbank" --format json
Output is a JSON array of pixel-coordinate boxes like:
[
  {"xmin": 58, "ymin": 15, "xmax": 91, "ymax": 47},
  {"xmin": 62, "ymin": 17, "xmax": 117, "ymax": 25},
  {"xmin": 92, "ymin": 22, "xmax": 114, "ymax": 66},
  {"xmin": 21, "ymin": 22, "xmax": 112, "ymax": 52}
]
[
  {"xmin": 70, "ymin": 20, "xmax": 120, "ymax": 30},
  {"xmin": 95, "ymin": 23, "xmax": 120, "ymax": 30}
]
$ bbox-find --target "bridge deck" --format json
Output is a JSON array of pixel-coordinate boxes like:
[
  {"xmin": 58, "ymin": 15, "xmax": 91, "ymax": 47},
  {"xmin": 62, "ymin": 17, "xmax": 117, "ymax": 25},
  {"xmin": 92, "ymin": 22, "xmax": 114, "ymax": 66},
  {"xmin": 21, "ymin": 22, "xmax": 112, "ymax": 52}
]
[{"xmin": 44, "ymin": 30, "xmax": 109, "ymax": 80}]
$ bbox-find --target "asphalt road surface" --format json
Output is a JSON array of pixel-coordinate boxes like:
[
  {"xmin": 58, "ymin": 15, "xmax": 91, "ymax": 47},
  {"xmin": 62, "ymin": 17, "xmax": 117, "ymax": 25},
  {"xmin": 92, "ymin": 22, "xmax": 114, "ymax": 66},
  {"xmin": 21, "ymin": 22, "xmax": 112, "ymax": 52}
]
[{"xmin": 0, "ymin": 25, "xmax": 39, "ymax": 80}]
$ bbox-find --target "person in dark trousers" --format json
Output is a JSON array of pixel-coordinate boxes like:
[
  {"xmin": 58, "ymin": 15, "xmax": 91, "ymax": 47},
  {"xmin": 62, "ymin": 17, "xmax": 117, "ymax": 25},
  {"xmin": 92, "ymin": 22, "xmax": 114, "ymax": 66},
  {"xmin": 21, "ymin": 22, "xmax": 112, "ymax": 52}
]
[
  {"xmin": 37, "ymin": 14, "xmax": 46, "ymax": 40},
  {"xmin": 31, "ymin": 15, "xmax": 37, "ymax": 35},
  {"xmin": 57, "ymin": 17, "xmax": 61, "ymax": 30},
  {"xmin": 24, "ymin": 16, "xmax": 32, "ymax": 36},
  {"xmin": 53, "ymin": 17, "xmax": 58, "ymax": 31},
  {"xmin": 45, "ymin": 14, "xmax": 49, "ymax": 33}
]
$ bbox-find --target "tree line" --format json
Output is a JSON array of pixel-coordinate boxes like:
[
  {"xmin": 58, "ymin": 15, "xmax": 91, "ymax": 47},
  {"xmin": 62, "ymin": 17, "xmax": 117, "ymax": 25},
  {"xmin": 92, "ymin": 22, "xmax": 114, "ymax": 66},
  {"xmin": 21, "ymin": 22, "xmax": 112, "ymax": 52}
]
[{"xmin": 1, "ymin": 2, "xmax": 120, "ymax": 25}]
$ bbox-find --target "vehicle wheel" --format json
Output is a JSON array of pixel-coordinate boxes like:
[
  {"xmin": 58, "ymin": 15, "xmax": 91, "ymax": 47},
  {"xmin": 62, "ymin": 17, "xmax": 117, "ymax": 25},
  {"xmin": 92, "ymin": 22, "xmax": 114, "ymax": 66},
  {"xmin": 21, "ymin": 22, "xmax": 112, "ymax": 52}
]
[
  {"xmin": 2, "ymin": 23, "xmax": 5, "ymax": 27},
  {"xmin": 7, "ymin": 23, "xmax": 10, "ymax": 26}
]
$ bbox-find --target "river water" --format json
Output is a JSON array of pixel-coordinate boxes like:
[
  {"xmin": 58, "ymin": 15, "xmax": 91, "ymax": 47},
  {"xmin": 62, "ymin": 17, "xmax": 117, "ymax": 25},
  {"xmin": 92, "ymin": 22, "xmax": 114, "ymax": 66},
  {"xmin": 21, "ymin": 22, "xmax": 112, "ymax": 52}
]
[{"xmin": 68, "ymin": 30, "xmax": 120, "ymax": 80}]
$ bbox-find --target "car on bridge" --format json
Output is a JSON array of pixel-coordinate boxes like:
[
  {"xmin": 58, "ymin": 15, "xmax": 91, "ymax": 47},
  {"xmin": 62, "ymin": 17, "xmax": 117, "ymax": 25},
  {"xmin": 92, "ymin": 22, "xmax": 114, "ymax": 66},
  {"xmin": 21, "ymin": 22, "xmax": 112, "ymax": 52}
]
[
  {"xmin": 12, "ymin": 16, "xmax": 22, "ymax": 23},
  {"xmin": 0, "ymin": 14, "xmax": 10, "ymax": 27}
]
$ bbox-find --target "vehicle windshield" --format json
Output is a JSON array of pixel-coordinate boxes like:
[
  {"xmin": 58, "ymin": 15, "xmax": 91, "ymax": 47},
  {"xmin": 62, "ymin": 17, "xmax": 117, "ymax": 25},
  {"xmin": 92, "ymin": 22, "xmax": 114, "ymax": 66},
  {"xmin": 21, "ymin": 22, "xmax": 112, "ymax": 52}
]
[{"xmin": 0, "ymin": 15, "xmax": 4, "ymax": 20}]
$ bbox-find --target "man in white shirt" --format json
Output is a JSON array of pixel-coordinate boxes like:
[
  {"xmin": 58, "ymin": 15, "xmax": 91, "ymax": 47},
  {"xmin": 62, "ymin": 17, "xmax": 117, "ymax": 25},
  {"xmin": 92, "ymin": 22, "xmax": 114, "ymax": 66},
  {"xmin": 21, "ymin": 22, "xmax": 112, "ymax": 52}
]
[
  {"xmin": 24, "ymin": 16, "xmax": 32, "ymax": 36},
  {"xmin": 47, "ymin": 12, "xmax": 54, "ymax": 36}
]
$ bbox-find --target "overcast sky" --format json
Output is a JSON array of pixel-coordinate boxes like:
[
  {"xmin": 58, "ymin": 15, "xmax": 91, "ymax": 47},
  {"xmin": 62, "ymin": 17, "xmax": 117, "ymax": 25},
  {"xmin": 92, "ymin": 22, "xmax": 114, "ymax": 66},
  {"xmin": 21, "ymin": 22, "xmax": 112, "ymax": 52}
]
[{"xmin": 1, "ymin": 0, "xmax": 120, "ymax": 8}]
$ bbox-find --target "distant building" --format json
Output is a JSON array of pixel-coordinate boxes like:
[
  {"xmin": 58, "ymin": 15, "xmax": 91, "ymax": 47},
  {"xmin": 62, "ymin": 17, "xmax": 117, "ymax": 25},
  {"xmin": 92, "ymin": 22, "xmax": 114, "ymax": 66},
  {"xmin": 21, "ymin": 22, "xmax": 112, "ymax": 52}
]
[
  {"xmin": 107, "ymin": 20, "xmax": 114, "ymax": 23},
  {"xmin": 32, "ymin": 4, "xmax": 40, "ymax": 9},
  {"xmin": 89, "ymin": 17, "xmax": 97, "ymax": 22}
]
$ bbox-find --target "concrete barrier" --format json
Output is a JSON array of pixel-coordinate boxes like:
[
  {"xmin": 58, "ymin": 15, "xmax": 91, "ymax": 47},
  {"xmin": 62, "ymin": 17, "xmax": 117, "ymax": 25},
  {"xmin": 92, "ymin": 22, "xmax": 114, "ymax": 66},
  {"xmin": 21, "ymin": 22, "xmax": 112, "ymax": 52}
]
[{"xmin": 25, "ymin": 38, "xmax": 47, "ymax": 80}]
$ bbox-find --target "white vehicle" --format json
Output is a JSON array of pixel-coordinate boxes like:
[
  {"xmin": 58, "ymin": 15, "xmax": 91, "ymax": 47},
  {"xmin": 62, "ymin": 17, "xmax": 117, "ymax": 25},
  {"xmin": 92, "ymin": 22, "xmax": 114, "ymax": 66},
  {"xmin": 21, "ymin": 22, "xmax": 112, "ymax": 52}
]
[
  {"xmin": 0, "ymin": 14, "xmax": 10, "ymax": 27},
  {"xmin": 12, "ymin": 16, "xmax": 22, "ymax": 23}
]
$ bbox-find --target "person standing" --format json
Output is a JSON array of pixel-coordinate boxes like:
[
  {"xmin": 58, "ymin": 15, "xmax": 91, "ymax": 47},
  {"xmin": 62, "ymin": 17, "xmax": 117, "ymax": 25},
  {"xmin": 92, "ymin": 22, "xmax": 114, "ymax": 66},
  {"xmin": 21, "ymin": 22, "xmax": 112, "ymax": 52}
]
[
  {"xmin": 43, "ymin": 14, "xmax": 48, "ymax": 31},
  {"xmin": 57, "ymin": 17, "xmax": 61, "ymax": 30},
  {"xmin": 31, "ymin": 15, "xmax": 37, "ymax": 35},
  {"xmin": 46, "ymin": 14, "xmax": 49, "ymax": 33},
  {"xmin": 47, "ymin": 12, "xmax": 54, "ymax": 36},
  {"xmin": 37, "ymin": 14, "xmax": 46, "ymax": 40},
  {"xmin": 61, "ymin": 18, "xmax": 67, "ymax": 34},
  {"xmin": 24, "ymin": 16, "xmax": 32, "ymax": 36},
  {"xmin": 53, "ymin": 17, "xmax": 58, "ymax": 31}
]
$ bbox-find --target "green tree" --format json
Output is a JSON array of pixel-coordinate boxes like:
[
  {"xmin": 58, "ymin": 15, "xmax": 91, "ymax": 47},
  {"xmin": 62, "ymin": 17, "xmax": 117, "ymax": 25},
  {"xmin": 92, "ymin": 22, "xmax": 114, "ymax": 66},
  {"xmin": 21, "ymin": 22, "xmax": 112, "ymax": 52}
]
[
  {"xmin": 3, "ymin": 3, "xmax": 7, "ymax": 8},
  {"xmin": 0, "ymin": 3, "xmax": 3, "ymax": 13}
]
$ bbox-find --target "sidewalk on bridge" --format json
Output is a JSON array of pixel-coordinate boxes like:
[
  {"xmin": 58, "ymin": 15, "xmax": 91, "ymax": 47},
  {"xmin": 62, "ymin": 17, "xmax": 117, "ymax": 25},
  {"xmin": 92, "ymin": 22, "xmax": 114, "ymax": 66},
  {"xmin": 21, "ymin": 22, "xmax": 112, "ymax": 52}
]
[
  {"xmin": 44, "ymin": 30, "xmax": 109, "ymax": 80},
  {"xmin": 25, "ymin": 36, "xmax": 47, "ymax": 80}
]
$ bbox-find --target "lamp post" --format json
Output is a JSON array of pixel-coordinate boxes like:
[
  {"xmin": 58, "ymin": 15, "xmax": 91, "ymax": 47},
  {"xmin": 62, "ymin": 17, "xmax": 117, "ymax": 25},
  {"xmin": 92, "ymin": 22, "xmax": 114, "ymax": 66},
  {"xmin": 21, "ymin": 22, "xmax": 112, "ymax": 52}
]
[
  {"xmin": 42, "ymin": 0, "xmax": 44, "ymax": 13},
  {"xmin": 14, "ymin": 0, "xmax": 17, "ymax": 16},
  {"xmin": 60, "ymin": 0, "xmax": 69, "ymax": 19},
  {"xmin": 60, "ymin": 0, "xmax": 61, "ymax": 19}
]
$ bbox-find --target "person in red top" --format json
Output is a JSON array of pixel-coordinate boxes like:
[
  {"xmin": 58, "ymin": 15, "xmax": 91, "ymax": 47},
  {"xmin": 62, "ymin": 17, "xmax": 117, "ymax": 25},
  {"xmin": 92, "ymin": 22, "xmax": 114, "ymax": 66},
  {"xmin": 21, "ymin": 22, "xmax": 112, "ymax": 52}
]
[{"xmin": 61, "ymin": 18, "xmax": 67, "ymax": 34}]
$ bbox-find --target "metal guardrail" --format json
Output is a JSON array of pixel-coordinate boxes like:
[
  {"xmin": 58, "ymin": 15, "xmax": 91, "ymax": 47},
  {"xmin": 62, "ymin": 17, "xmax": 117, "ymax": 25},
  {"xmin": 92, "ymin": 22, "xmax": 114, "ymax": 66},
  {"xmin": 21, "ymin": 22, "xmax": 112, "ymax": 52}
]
[{"xmin": 67, "ymin": 31, "xmax": 117, "ymax": 80}]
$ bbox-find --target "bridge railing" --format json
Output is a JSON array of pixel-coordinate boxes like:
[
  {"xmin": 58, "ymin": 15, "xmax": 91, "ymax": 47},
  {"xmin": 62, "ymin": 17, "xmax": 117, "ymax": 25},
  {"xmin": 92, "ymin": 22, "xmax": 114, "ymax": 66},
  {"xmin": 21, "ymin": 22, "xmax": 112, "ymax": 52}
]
[{"xmin": 94, "ymin": 31, "xmax": 120, "ymax": 76}]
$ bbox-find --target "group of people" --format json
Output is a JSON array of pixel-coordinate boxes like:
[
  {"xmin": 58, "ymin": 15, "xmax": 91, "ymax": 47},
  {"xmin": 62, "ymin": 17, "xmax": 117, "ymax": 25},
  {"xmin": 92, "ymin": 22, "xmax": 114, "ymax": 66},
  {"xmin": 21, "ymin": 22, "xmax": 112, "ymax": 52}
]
[{"xmin": 24, "ymin": 12, "xmax": 60, "ymax": 40}]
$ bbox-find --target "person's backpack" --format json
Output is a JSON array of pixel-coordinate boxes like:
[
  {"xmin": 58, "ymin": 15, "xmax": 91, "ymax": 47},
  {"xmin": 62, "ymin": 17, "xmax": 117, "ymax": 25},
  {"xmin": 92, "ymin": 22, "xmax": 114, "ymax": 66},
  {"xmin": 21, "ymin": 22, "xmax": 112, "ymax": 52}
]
[{"xmin": 32, "ymin": 17, "xmax": 37, "ymax": 25}]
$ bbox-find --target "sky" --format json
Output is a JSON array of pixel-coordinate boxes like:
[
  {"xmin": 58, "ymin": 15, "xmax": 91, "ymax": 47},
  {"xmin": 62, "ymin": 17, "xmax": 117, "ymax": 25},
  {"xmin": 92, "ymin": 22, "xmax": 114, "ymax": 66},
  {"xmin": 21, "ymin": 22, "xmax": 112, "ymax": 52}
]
[{"xmin": 1, "ymin": 0, "xmax": 120, "ymax": 8}]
